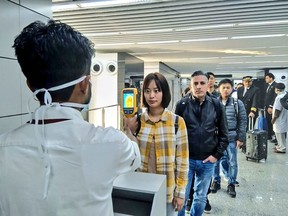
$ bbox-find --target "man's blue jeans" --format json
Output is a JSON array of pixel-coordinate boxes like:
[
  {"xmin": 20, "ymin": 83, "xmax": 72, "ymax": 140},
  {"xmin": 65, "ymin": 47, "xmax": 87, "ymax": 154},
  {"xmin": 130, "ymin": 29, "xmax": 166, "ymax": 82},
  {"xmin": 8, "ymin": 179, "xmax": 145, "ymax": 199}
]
[
  {"xmin": 178, "ymin": 159, "xmax": 215, "ymax": 216},
  {"xmin": 213, "ymin": 141, "xmax": 238, "ymax": 185}
]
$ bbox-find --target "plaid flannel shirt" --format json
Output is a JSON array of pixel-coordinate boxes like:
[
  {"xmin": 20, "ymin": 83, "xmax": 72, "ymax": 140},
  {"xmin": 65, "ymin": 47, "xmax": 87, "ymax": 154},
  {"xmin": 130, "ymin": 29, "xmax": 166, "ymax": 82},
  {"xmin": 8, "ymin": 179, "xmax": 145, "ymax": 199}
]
[{"xmin": 137, "ymin": 109, "xmax": 189, "ymax": 203}]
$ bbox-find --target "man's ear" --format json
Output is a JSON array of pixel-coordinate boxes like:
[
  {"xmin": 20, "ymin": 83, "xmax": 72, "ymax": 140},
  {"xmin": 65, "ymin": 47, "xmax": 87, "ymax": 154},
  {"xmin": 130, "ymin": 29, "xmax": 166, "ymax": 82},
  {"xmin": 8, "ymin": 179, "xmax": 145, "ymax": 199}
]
[{"xmin": 79, "ymin": 75, "xmax": 91, "ymax": 94}]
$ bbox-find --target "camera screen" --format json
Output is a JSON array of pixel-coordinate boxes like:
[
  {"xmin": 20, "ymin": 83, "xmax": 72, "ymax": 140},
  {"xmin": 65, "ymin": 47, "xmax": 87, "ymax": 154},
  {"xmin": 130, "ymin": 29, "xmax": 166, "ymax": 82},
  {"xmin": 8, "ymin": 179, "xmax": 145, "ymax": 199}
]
[{"xmin": 123, "ymin": 92, "xmax": 134, "ymax": 108}]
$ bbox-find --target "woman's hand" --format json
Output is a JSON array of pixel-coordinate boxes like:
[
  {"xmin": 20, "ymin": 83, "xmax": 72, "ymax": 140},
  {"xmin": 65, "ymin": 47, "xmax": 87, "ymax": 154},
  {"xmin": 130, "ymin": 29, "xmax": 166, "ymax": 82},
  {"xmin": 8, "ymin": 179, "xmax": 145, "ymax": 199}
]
[
  {"xmin": 123, "ymin": 115, "xmax": 139, "ymax": 135},
  {"xmin": 173, "ymin": 197, "xmax": 184, "ymax": 211}
]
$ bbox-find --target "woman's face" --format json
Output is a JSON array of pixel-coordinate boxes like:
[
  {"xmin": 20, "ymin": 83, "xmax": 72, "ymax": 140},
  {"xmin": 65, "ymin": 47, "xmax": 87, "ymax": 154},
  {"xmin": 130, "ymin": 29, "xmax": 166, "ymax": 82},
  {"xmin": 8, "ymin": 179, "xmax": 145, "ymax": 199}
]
[{"xmin": 143, "ymin": 80, "xmax": 163, "ymax": 109}]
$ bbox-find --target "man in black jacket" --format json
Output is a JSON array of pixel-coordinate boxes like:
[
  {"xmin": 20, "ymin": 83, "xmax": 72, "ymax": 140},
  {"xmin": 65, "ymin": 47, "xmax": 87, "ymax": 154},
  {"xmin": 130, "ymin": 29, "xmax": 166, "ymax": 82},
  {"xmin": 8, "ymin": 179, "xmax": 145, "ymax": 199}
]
[
  {"xmin": 264, "ymin": 73, "xmax": 277, "ymax": 140},
  {"xmin": 237, "ymin": 76, "xmax": 260, "ymax": 127},
  {"xmin": 175, "ymin": 71, "xmax": 229, "ymax": 216}
]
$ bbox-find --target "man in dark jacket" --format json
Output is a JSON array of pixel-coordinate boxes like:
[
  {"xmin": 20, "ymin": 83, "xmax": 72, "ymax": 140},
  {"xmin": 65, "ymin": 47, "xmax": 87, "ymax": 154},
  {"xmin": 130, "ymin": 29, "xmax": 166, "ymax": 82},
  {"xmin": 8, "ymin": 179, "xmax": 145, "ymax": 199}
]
[
  {"xmin": 264, "ymin": 73, "xmax": 277, "ymax": 140},
  {"xmin": 237, "ymin": 76, "xmax": 260, "ymax": 127},
  {"xmin": 175, "ymin": 71, "xmax": 229, "ymax": 216},
  {"xmin": 211, "ymin": 79, "xmax": 247, "ymax": 198}
]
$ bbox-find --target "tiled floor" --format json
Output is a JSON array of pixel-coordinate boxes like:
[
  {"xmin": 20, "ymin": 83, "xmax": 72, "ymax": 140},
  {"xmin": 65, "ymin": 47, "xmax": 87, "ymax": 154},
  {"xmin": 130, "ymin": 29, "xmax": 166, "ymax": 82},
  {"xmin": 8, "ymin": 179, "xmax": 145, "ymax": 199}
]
[{"xmin": 186, "ymin": 140, "xmax": 288, "ymax": 216}]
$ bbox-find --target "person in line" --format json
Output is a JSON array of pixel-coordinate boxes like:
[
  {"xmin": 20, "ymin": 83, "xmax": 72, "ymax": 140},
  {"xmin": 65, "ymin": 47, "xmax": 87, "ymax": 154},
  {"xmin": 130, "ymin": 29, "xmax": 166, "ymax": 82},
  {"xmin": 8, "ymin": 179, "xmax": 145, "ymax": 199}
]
[
  {"xmin": 0, "ymin": 20, "xmax": 141, "ymax": 216},
  {"xmin": 127, "ymin": 72, "xmax": 189, "ymax": 216},
  {"xmin": 175, "ymin": 71, "xmax": 229, "ymax": 216},
  {"xmin": 183, "ymin": 86, "xmax": 191, "ymax": 97},
  {"xmin": 237, "ymin": 76, "xmax": 260, "ymax": 125},
  {"xmin": 236, "ymin": 82, "xmax": 244, "ymax": 90},
  {"xmin": 272, "ymin": 83, "xmax": 288, "ymax": 153},
  {"xmin": 264, "ymin": 73, "xmax": 277, "ymax": 142},
  {"xmin": 231, "ymin": 82, "xmax": 244, "ymax": 99},
  {"xmin": 210, "ymin": 79, "xmax": 247, "ymax": 198},
  {"xmin": 206, "ymin": 72, "xmax": 220, "ymax": 97},
  {"xmin": 185, "ymin": 71, "xmax": 222, "ymax": 214}
]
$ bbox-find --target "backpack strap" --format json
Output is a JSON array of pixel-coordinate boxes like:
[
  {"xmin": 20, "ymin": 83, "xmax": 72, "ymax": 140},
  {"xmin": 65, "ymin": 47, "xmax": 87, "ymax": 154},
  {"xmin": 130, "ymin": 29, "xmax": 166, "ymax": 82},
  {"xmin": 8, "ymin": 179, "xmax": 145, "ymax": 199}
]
[
  {"xmin": 232, "ymin": 97, "xmax": 239, "ymax": 118},
  {"xmin": 174, "ymin": 115, "xmax": 179, "ymax": 134}
]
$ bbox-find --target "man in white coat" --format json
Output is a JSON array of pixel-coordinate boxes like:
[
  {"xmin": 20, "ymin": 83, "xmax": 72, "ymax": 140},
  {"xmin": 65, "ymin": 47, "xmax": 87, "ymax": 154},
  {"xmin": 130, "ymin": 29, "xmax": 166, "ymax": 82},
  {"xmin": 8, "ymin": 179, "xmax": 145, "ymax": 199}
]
[
  {"xmin": 0, "ymin": 20, "xmax": 140, "ymax": 216},
  {"xmin": 272, "ymin": 83, "xmax": 288, "ymax": 153}
]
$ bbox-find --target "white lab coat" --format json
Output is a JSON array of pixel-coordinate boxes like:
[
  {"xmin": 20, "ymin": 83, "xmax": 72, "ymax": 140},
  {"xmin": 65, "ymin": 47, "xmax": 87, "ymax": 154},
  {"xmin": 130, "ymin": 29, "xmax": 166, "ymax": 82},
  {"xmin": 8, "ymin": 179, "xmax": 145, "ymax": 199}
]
[{"xmin": 0, "ymin": 105, "xmax": 140, "ymax": 216}]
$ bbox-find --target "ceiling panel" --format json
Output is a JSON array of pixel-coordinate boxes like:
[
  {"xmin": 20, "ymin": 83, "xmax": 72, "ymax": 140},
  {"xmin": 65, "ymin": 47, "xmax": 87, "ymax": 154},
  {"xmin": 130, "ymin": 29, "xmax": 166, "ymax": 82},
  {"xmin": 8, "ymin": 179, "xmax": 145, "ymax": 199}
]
[{"xmin": 52, "ymin": 0, "xmax": 288, "ymax": 78}]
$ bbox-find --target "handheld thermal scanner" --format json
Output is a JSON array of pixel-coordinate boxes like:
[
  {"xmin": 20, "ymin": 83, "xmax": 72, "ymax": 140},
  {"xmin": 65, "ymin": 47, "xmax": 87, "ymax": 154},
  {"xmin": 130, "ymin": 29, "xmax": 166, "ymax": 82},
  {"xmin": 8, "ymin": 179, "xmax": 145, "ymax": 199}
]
[{"xmin": 122, "ymin": 88, "xmax": 138, "ymax": 118}]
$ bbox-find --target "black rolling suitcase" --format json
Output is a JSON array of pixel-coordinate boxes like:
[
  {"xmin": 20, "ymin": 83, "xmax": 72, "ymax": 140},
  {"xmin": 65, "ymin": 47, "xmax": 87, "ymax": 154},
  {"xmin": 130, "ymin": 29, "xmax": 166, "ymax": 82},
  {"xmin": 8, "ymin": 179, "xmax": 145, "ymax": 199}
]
[{"xmin": 246, "ymin": 117, "xmax": 268, "ymax": 162}]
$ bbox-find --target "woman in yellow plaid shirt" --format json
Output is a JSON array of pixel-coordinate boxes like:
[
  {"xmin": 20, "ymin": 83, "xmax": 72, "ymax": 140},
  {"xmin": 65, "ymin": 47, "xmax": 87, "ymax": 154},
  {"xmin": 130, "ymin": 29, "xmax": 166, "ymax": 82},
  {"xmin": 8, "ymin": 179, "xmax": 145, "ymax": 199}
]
[{"xmin": 127, "ymin": 72, "xmax": 189, "ymax": 216}]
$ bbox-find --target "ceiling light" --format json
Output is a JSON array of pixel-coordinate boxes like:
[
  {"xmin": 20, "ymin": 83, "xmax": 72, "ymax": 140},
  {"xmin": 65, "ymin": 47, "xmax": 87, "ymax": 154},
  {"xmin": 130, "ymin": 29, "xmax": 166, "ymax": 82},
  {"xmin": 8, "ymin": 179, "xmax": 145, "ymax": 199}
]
[
  {"xmin": 190, "ymin": 57, "xmax": 220, "ymax": 60},
  {"xmin": 221, "ymin": 56, "xmax": 252, "ymax": 59},
  {"xmin": 176, "ymin": 24, "xmax": 234, "ymax": 32},
  {"xmin": 182, "ymin": 37, "xmax": 228, "ymax": 42},
  {"xmin": 255, "ymin": 54, "xmax": 288, "ymax": 57},
  {"xmin": 85, "ymin": 29, "xmax": 173, "ymax": 37},
  {"xmin": 270, "ymin": 46, "xmax": 288, "ymax": 49},
  {"xmin": 238, "ymin": 20, "xmax": 288, "ymax": 26},
  {"xmin": 149, "ymin": 51, "xmax": 183, "ymax": 54},
  {"xmin": 137, "ymin": 40, "xmax": 179, "ymax": 45},
  {"xmin": 96, "ymin": 42, "xmax": 135, "ymax": 46},
  {"xmin": 52, "ymin": 4, "xmax": 79, "ymax": 11},
  {"xmin": 84, "ymin": 32, "xmax": 121, "ymax": 36},
  {"xmin": 222, "ymin": 50, "xmax": 268, "ymax": 55},
  {"xmin": 131, "ymin": 51, "xmax": 182, "ymax": 55},
  {"xmin": 218, "ymin": 62, "xmax": 244, "ymax": 64},
  {"xmin": 121, "ymin": 29, "xmax": 173, "ymax": 34},
  {"xmin": 53, "ymin": 0, "xmax": 157, "ymax": 11},
  {"xmin": 232, "ymin": 47, "xmax": 267, "ymax": 50},
  {"xmin": 231, "ymin": 34, "xmax": 285, "ymax": 39}
]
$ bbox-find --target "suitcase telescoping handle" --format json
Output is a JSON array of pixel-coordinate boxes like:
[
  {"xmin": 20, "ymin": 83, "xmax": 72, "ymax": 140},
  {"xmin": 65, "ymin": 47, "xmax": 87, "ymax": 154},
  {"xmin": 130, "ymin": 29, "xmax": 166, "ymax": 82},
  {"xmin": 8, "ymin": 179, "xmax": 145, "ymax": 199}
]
[{"xmin": 248, "ymin": 116, "xmax": 254, "ymax": 131}]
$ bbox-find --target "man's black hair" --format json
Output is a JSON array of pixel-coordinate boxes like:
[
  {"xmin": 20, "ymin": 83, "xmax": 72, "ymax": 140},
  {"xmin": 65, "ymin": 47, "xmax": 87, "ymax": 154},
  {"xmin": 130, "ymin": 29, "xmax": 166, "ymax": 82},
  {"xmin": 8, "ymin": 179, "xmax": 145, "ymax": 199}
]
[
  {"xmin": 206, "ymin": 72, "xmax": 215, "ymax": 79},
  {"xmin": 191, "ymin": 70, "xmax": 209, "ymax": 79},
  {"xmin": 13, "ymin": 20, "xmax": 95, "ymax": 102},
  {"xmin": 218, "ymin": 79, "xmax": 234, "ymax": 88},
  {"xmin": 265, "ymin": 73, "xmax": 275, "ymax": 80}
]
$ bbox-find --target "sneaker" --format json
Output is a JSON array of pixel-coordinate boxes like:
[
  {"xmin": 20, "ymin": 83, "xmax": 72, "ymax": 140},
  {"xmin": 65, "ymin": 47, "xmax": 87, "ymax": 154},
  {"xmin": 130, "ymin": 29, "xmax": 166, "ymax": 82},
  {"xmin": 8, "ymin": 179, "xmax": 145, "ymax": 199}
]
[
  {"xmin": 185, "ymin": 199, "xmax": 192, "ymax": 213},
  {"xmin": 204, "ymin": 198, "xmax": 211, "ymax": 214},
  {"xmin": 210, "ymin": 181, "xmax": 221, "ymax": 193},
  {"xmin": 227, "ymin": 184, "xmax": 236, "ymax": 198},
  {"xmin": 274, "ymin": 149, "xmax": 286, "ymax": 153},
  {"xmin": 235, "ymin": 180, "xmax": 240, "ymax": 187}
]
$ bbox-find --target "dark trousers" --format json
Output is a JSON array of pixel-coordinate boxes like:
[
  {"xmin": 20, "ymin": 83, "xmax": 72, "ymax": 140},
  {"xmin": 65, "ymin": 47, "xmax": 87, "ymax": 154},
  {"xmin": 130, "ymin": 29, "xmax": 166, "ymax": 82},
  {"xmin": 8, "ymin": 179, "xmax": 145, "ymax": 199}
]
[{"xmin": 265, "ymin": 110, "xmax": 274, "ymax": 139}]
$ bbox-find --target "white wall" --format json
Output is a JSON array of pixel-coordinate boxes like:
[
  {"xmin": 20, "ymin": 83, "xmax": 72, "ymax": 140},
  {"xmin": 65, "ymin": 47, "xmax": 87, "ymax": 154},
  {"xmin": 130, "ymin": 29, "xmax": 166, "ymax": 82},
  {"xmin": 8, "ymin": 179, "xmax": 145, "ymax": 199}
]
[
  {"xmin": 269, "ymin": 69, "xmax": 288, "ymax": 90},
  {"xmin": 0, "ymin": 0, "xmax": 52, "ymax": 134},
  {"xmin": 89, "ymin": 53, "xmax": 124, "ymax": 129}
]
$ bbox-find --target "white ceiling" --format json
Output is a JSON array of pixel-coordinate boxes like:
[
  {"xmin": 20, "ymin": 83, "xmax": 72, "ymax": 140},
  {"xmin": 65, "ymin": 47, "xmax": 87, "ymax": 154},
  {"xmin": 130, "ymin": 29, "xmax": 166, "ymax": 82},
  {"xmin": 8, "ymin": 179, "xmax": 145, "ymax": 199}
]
[{"xmin": 52, "ymin": 0, "xmax": 288, "ymax": 79}]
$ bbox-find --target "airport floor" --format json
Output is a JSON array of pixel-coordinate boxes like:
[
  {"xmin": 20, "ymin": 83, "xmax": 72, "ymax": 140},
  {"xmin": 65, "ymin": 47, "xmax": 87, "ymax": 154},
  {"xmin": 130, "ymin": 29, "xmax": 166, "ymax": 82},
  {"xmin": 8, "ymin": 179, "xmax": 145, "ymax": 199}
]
[{"xmin": 185, "ymin": 140, "xmax": 288, "ymax": 216}]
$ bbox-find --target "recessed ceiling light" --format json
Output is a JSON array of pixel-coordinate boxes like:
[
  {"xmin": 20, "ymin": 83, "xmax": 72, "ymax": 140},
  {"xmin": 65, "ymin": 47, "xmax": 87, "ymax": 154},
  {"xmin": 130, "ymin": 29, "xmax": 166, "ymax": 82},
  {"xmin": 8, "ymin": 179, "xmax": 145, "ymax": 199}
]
[
  {"xmin": 238, "ymin": 20, "xmax": 288, "ymax": 26},
  {"xmin": 96, "ymin": 42, "xmax": 135, "ymax": 46},
  {"xmin": 182, "ymin": 37, "xmax": 228, "ymax": 42},
  {"xmin": 221, "ymin": 56, "xmax": 252, "ymax": 59},
  {"xmin": 53, "ymin": 0, "xmax": 156, "ymax": 11},
  {"xmin": 231, "ymin": 34, "xmax": 285, "ymax": 39},
  {"xmin": 137, "ymin": 40, "xmax": 179, "ymax": 45},
  {"xmin": 176, "ymin": 24, "xmax": 234, "ymax": 32}
]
